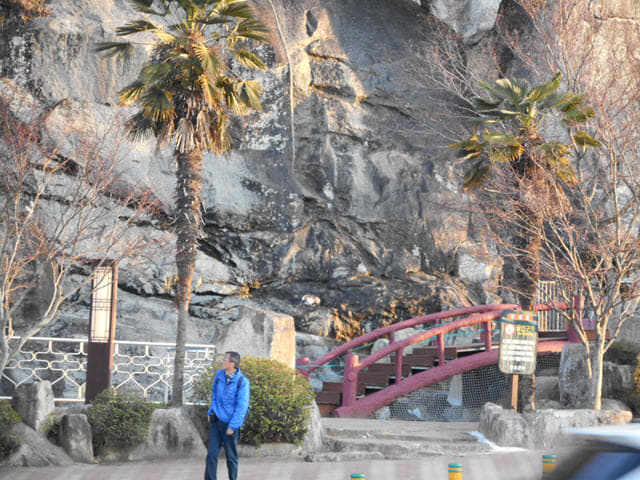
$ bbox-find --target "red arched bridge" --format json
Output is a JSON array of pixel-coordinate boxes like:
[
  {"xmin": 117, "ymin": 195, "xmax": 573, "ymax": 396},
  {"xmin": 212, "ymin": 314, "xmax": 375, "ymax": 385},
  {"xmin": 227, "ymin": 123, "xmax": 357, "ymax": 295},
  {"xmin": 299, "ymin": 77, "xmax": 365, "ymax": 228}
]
[{"xmin": 296, "ymin": 300, "xmax": 586, "ymax": 418}]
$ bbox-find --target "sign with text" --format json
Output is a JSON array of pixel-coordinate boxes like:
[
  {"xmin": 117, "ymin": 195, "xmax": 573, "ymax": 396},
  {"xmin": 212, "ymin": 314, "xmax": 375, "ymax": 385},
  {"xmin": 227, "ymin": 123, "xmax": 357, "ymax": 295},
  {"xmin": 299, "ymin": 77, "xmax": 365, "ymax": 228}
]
[{"xmin": 498, "ymin": 310, "xmax": 538, "ymax": 375}]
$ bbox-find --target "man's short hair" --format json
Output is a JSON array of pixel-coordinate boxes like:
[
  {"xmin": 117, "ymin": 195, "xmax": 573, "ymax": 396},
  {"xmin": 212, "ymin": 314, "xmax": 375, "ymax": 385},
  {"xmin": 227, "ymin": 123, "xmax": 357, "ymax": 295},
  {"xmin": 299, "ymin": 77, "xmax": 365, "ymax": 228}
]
[{"xmin": 225, "ymin": 351, "xmax": 241, "ymax": 368}]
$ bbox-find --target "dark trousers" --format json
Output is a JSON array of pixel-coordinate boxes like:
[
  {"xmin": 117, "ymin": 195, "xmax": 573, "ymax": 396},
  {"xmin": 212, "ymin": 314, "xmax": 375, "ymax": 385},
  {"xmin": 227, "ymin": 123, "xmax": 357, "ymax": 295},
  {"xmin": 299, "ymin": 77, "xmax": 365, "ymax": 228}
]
[{"xmin": 205, "ymin": 418, "xmax": 240, "ymax": 480}]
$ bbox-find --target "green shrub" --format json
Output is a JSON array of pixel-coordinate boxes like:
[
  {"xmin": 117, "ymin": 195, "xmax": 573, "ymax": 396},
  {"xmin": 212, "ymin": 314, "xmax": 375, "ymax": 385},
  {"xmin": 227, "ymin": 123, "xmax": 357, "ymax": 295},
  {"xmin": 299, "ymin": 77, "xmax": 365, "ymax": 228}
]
[
  {"xmin": 192, "ymin": 357, "xmax": 315, "ymax": 446},
  {"xmin": 0, "ymin": 400, "xmax": 22, "ymax": 460},
  {"xmin": 605, "ymin": 341, "xmax": 640, "ymax": 366},
  {"xmin": 87, "ymin": 390, "xmax": 155, "ymax": 455}
]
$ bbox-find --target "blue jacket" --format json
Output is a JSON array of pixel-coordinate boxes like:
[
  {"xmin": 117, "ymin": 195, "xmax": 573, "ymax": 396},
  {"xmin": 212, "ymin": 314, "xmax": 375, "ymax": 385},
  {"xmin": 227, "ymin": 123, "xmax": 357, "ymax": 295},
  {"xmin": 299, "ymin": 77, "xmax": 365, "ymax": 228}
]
[{"xmin": 207, "ymin": 369, "xmax": 250, "ymax": 431}]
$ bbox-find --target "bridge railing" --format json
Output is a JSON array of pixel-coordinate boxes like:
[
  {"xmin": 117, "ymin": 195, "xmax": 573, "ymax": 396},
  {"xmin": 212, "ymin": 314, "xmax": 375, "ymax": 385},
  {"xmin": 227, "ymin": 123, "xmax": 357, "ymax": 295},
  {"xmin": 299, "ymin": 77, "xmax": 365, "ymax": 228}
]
[
  {"xmin": 295, "ymin": 304, "xmax": 519, "ymax": 379},
  {"xmin": 298, "ymin": 301, "xmax": 578, "ymax": 416},
  {"xmin": 0, "ymin": 337, "xmax": 217, "ymax": 404}
]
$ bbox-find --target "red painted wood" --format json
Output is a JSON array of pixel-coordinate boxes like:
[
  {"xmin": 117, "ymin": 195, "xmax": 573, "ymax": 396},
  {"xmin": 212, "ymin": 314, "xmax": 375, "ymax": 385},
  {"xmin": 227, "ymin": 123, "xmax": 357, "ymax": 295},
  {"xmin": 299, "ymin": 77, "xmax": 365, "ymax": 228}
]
[
  {"xmin": 298, "ymin": 304, "xmax": 519, "ymax": 375},
  {"xmin": 333, "ymin": 341, "xmax": 570, "ymax": 418}
]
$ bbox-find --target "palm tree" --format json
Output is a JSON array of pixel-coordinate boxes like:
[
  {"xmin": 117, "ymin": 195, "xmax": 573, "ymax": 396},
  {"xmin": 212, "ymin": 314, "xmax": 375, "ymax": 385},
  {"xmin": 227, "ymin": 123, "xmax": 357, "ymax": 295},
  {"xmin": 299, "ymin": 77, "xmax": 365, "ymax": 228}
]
[
  {"xmin": 450, "ymin": 72, "xmax": 600, "ymax": 411},
  {"xmin": 97, "ymin": 0, "xmax": 269, "ymax": 406}
]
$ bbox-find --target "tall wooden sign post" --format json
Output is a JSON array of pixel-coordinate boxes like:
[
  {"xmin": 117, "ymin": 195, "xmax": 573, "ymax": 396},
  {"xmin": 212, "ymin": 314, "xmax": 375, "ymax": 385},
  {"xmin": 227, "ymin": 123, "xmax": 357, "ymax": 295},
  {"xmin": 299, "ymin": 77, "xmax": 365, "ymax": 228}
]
[
  {"xmin": 498, "ymin": 310, "xmax": 538, "ymax": 410},
  {"xmin": 86, "ymin": 263, "xmax": 118, "ymax": 403}
]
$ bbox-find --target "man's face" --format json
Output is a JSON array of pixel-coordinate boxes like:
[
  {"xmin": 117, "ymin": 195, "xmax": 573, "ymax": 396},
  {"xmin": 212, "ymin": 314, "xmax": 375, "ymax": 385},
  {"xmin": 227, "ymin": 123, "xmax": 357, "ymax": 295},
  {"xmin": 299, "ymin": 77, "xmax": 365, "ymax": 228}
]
[{"xmin": 222, "ymin": 355, "xmax": 233, "ymax": 367}]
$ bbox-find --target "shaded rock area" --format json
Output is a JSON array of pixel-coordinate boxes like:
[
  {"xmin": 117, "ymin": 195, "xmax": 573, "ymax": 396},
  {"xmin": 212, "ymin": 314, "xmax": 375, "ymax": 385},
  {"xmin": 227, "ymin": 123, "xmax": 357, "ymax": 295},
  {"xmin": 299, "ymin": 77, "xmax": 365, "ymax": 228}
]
[
  {"xmin": 59, "ymin": 414, "xmax": 93, "ymax": 463},
  {"xmin": 2, "ymin": 423, "xmax": 73, "ymax": 467},
  {"xmin": 126, "ymin": 408, "xmax": 207, "ymax": 462}
]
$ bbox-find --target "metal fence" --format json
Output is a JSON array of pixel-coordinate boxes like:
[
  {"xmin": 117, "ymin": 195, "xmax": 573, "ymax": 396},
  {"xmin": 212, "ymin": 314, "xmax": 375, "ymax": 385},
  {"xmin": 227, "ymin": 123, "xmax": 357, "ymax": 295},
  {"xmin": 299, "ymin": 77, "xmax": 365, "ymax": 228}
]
[{"xmin": 0, "ymin": 337, "xmax": 217, "ymax": 404}]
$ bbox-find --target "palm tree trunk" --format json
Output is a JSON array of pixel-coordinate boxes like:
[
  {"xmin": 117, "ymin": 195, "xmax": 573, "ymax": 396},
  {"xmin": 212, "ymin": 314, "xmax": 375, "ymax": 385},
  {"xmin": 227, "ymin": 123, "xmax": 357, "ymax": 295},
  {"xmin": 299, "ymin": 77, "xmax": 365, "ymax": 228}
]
[{"xmin": 171, "ymin": 149, "xmax": 204, "ymax": 407}]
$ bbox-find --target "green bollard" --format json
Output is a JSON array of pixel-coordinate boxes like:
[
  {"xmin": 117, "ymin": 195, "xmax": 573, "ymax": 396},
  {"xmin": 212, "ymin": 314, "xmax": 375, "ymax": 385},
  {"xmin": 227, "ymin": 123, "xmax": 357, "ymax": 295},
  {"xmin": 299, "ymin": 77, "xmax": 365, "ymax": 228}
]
[
  {"xmin": 449, "ymin": 462, "xmax": 462, "ymax": 480},
  {"xmin": 543, "ymin": 454, "xmax": 556, "ymax": 475}
]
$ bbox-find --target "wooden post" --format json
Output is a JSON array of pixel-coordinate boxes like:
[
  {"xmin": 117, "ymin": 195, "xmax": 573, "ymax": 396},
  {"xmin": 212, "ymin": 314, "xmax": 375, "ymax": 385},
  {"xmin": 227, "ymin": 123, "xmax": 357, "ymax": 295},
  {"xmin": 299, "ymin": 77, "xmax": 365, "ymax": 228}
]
[
  {"xmin": 394, "ymin": 347, "xmax": 404, "ymax": 384},
  {"xmin": 482, "ymin": 320, "xmax": 492, "ymax": 350},
  {"xmin": 510, "ymin": 374, "xmax": 519, "ymax": 410},
  {"xmin": 437, "ymin": 333, "xmax": 445, "ymax": 365},
  {"xmin": 342, "ymin": 352, "xmax": 359, "ymax": 407}
]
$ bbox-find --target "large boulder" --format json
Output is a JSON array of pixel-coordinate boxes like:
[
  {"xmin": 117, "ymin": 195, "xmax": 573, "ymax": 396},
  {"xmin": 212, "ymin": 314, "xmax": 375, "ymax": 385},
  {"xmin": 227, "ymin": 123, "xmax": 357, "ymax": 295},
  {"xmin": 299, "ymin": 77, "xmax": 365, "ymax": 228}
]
[
  {"xmin": 59, "ymin": 413, "xmax": 93, "ymax": 463},
  {"xmin": 216, "ymin": 305, "xmax": 296, "ymax": 369},
  {"xmin": 11, "ymin": 381, "xmax": 54, "ymax": 432},
  {"xmin": 1, "ymin": 423, "xmax": 73, "ymax": 467},
  {"xmin": 602, "ymin": 362, "xmax": 635, "ymax": 399},
  {"xmin": 429, "ymin": 0, "xmax": 503, "ymax": 44},
  {"xmin": 479, "ymin": 402, "xmax": 633, "ymax": 448},
  {"xmin": 479, "ymin": 402, "xmax": 529, "ymax": 446},
  {"xmin": 127, "ymin": 408, "xmax": 206, "ymax": 461},
  {"xmin": 559, "ymin": 343, "xmax": 593, "ymax": 407}
]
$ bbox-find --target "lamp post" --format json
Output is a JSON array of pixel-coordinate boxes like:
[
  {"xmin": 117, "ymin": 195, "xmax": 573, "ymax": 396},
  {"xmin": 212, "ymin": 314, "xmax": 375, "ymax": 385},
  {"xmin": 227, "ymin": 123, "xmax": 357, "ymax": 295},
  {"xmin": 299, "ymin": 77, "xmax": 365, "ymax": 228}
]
[{"xmin": 85, "ymin": 262, "xmax": 118, "ymax": 403}]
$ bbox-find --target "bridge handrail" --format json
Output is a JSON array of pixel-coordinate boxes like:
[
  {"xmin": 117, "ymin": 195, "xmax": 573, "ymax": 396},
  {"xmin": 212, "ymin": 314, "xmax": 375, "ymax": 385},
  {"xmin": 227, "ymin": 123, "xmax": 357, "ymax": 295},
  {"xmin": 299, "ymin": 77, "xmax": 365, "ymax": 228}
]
[
  {"xmin": 348, "ymin": 299, "xmax": 571, "ymax": 375},
  {"xmin": 339, "ymin": 300, "xmax": 573, "ymax": 409},
  {"xmin": 296, "ymin": 304, "xmax": 519, "ymax": 375},
  {"xmin": 339, "ymin": 301, "xmax": 573, "ymax": 408}
]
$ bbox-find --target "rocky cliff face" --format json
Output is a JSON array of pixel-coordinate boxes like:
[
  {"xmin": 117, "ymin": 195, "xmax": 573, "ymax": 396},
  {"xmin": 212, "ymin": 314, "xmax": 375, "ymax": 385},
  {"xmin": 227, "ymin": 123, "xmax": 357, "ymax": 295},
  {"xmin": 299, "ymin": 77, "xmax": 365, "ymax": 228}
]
[{"xmin": 1, "ymin": 0, "xmax": 637, "ymax": 345}]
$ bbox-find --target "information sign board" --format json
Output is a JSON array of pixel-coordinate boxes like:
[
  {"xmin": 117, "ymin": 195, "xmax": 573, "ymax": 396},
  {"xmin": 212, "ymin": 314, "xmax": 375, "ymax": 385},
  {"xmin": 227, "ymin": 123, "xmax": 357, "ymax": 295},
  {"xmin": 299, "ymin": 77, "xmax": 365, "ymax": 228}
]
[{"xmin": 498, "ymin": 310, "xmax": 538, "ymax": 375}]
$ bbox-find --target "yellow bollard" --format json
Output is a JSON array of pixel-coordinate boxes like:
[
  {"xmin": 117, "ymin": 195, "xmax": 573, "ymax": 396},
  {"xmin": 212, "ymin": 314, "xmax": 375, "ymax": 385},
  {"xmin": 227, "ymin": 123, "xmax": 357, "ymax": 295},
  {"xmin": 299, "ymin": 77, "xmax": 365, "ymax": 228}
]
[
  {"xmin": 542, "ymin": 454, "xmax": 556, "ymax": 475},
  {"xmin": 351, "ymin": 474, "xmax": 365, "ymax": 480},
  {"xmin": 449, "ymin": 462, "xmax": 462, "ymax": 480}
]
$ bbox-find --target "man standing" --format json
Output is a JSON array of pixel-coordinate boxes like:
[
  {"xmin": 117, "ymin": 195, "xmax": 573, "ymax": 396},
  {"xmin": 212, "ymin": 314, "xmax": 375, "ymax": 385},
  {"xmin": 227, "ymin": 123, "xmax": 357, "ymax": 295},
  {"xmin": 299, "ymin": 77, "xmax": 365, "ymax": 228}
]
[{"xmin": 205, "ymin": 351, "xmax": 250, "ymax": 480}]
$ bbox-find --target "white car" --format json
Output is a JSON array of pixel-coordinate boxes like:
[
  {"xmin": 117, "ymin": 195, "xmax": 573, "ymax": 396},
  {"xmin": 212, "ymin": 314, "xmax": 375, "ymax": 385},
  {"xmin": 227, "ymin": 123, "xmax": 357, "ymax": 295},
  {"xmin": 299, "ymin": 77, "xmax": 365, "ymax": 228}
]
[{"xmin": 547, "ymin": 424, "xmax": 640, "ymax": 479}]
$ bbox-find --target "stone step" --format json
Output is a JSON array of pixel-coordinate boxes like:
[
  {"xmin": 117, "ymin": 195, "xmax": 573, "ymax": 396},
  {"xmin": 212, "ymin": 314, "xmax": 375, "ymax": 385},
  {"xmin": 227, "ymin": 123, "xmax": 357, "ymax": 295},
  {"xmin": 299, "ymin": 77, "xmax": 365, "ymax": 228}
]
[{"xmin": 317, "ymin": 418, "xmax": 490, "ymax": 460}]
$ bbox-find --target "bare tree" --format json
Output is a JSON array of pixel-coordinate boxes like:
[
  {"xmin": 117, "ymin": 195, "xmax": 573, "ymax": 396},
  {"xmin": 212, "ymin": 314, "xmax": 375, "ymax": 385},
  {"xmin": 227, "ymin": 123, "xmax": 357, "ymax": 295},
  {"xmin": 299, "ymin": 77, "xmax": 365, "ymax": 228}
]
[
  {"xmin": 496, "ymin": 0, "xmax": 640, "ymax": 409},
  {"xmin": 0, "ymin": 90, "xmax": 158, "ymax": 374},
  {"xmin": 418, "ymin": 0, "xmax": 640, "ymax": 409}
]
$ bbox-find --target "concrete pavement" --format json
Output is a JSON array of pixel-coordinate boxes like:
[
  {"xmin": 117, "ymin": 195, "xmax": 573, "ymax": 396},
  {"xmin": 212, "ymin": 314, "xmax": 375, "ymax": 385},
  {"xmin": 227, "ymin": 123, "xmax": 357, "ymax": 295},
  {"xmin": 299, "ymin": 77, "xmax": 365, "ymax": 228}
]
[{"xmin": 0, "ymin": 449, "xmax": 551, "ymax": 480}]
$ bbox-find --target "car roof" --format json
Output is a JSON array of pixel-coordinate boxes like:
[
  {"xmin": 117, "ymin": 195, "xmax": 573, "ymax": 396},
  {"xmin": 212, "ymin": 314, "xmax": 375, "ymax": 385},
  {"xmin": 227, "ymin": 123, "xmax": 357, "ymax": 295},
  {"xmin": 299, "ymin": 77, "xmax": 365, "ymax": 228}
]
[{"xmin": 568, "ymin": 424, "xmax": 640, "ymax": 451}]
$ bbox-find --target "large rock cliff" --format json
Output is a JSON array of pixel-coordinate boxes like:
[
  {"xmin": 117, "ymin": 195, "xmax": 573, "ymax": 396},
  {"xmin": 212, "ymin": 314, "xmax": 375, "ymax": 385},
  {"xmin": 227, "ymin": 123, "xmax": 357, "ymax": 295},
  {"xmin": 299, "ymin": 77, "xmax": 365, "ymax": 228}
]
[{"xmin": 1, "ymin": 0, "xmax": 638, "ymax": 345}]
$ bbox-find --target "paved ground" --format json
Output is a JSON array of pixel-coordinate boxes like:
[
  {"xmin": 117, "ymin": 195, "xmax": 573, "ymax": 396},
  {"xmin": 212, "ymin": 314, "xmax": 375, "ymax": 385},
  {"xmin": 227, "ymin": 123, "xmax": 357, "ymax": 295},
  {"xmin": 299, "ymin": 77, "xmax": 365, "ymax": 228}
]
[
  {"xmin": 0, "ymin": 450, "xmax": 549, "ymax": 480},
  {"xmin": 0, "ymin": 419, "xmax": 558, "ymax": 480}
]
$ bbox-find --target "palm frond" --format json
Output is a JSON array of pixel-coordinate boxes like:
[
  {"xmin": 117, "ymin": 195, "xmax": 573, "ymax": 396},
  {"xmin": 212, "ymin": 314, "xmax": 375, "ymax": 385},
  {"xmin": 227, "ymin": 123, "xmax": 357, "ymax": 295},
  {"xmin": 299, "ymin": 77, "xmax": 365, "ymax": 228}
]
[
  {"xmin": 209, "ymin": 113, "xmax": 231, "ymax": 153},
  {"xmin": 124, "ymin": 111, "xmax": 155, "ymax": 142},
  {"xmin": 463, "ymin": 160, "xmax": 492, "ymax": 192},
  {"xmin": 482, "ymin": 132, "xmax": 520, "ymax": 147},
  {"xmin": 201, "ymin": 76, "xmax": 223, "ymax": 110},
  {"xmin": 471, "ymin": 96, "xmax": 500, "ymax": 114},
  {"xmin": 139, "ymin": 62, "xmax": 174, "ymax": 85},
  {"xmin": 236, "ymin": 80, "xmax": 264, "ymax": 111},
  {"xmin": 116, "ymin": 20, "xmax": 159, "ymax": 36},
  {"xmin": 232, "ymin": 49, "xmax": 267, "ymax": 70},
  {"xmin": 573, "ymin": 130, "xmax": 602, "ymax": 150},
  {"xmin": 233, "ymin": 19, "xmax": 270, "ymax": 43},
  {"xmin": 193, "ymin": 43, "xmax": 222, "ymax": 76},
  {"xmin": 94, "ymin": 41, "xmax": 135, "ymax": 66},
  {"xmin": 563, "ymin": 107, "xmax": 595, "ymax": 126},
  {"xmin": 141, "ymin": 87, "xmax": 175, "ymax": 122},
  {"xmin": 119, "ymin": 81, "xmax": 147, "ymax": 105},
  {"xmin": 493, "ymin": 78, "xmax": 524, "ymax": 103},
  {"xmin": 175, "ymin": 117, "xmax": 195, "ymax": 153},
  {"xmin": 552, "ymin": 92, "xmax": 587, "ymax": 112},
  {"xmin": 526, "ymin": 72, "xmax": 561, "ymax": 103},
  {"xmin": 216, "ymin": 0, "xmax": 255, "ymax": 19},
  {"xmin": 489, "ymin": 144, "xmax": 524, "ymax": 163}
]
